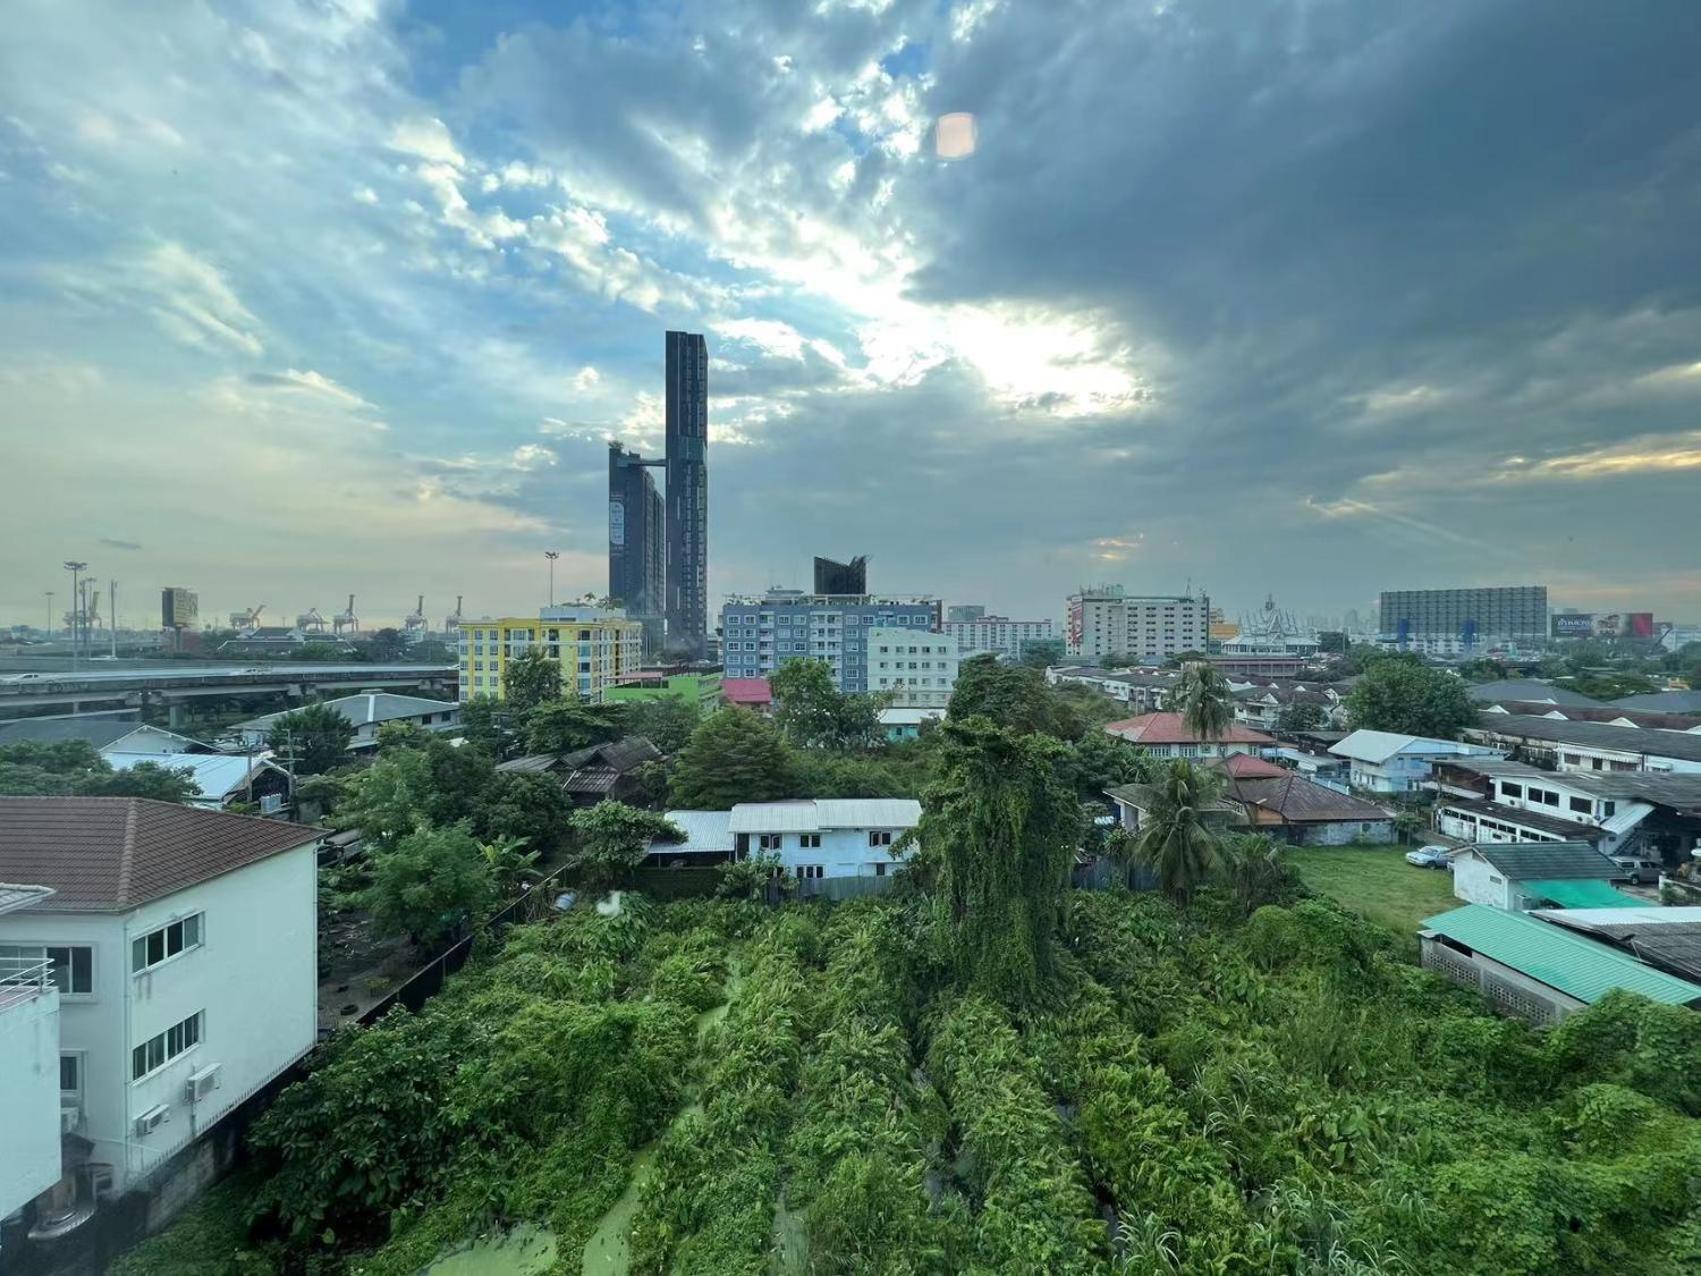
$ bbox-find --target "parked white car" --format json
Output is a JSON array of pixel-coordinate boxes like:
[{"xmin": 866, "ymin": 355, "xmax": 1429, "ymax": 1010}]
[{"xmin": 1404, "ymin": 845, "xmax": 1453, "ymax": 870}]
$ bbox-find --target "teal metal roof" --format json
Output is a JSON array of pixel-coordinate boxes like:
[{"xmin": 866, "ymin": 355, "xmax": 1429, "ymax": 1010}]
[
  {"xmin": 1522, "ymin": 880, "xmax": 1643, "ymax": 910},
  {"xmin": 1423, "ymin": 905, "xmax": 1701, "ymax": 1006}
]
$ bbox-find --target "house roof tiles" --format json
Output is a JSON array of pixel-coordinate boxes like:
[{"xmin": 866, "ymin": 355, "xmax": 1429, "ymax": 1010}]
[{"xmin": 1103, "ymin": 712, "xmax": 1273, "ymax": 746}]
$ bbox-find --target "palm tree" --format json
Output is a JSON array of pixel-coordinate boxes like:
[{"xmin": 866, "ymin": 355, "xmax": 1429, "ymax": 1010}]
[
  {"xmin": 1126, "ymin": 759, "xmax": 1223, "ymax": 905},
  {"xmin": 1177, "ymin": 663, "xmax": 1234, "ymax": 747}
]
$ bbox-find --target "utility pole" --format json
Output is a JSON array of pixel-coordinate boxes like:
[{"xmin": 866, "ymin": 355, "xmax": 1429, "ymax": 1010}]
[
  {"xmin": 545, "ymin": 550, "xmax": 559, "ymax": 606},
  {"xmin": 45, "ymin": 591, "xmax": 53, "ymax": 640},
  {"xmin": 63, "ymin": 561, "xmax": 87, "ymax": 670},
  {"xmin": 109, "ymin": 580, "xmax": 118, "ymax": 659}
]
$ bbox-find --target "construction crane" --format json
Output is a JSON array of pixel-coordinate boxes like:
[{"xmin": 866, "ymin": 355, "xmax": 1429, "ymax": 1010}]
[
  {"xmin": 404, "ymin": 595, "xmax": 428, "ymax": 636},
  {"xmin": 332, "ymin": 594, "xmax": 358, "ymax": 636},
  {"xmin": 296, "ymin": 607, "xmax": 327, "ymax": 634},
  {"xmin": 228, "ymin": 603, "xmax": 265, "ymax": 632},
  {"xmin": 444, "ymin": 594, "xmax": 464, "ymax": 634}
]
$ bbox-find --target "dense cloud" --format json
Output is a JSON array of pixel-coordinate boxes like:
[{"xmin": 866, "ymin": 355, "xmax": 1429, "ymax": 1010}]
[{"xmin": 1, "ymin": 0, "xmax": 1698, "ymax": 626}]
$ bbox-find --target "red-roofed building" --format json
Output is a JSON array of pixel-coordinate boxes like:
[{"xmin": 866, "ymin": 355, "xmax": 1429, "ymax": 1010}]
[
  {"xmin": 1103, "ymin": 712, "xmax": 1273, "ymax": 759},
  {"xmin": 722, "ymin": 677, "xmax": 774, "ymax": 713},
  {"xmin": 1213, "ymin": 752, "xmax": 1290, "ymax": 779}
]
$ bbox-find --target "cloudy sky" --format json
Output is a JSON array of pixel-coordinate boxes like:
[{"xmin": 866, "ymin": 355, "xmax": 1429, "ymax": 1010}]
[{"xmin": 3, "ymin": 0, "xmax": 1699, "ymax": 632}]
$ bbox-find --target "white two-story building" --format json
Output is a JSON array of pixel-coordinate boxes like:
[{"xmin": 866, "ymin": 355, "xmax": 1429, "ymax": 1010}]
[
  {"xmin": 1328, "ymin": 729, "xmax": 1502, "ymax": 795},
  {"xmin": 0, "ymin": 797, "xmax": 322, "ymax": 1237},
  {"xmin": 1, "ymin": 884, "xmax": 63, "ymax": 1237},
  {"xmin": 647, "ymin": 799, "xmax": 921, "ymax": 881}
]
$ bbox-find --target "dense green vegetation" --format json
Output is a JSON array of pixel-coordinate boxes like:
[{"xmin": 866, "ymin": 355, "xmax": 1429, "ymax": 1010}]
[
  {"xmin": 0, "ymin": 739, "xmax": 199, "ymax": 801},
  {"xmin": 116, "ymin": 890, "xmax": 1701, "ymax": 1276}
]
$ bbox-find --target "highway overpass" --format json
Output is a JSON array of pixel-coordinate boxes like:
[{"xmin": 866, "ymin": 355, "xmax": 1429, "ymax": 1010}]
[{"xmin": 0, "ymin": 663, "xmax": 458, "ymax": 720}]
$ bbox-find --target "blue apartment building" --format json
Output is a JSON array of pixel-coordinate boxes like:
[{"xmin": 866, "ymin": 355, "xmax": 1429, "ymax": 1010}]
[{"xmin": 719, "ymin": 590, "xmax": 941, "ymax": 692}]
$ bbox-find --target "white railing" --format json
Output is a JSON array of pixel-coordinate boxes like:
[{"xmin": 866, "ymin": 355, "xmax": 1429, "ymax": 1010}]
[{"xmin": 0, "ymin": 953, "xmax": 53, "ymax": 1006}]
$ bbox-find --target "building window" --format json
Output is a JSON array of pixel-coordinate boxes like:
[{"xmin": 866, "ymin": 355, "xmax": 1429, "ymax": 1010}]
[
  {"xmin": 1568, "ymin": 796, "xmax": 1591, "ymax": 814},
  {"xmin": 132, "ymin": 914, "xmax": 203, "ymax": 974},
  {"xmin": 1501, "ymin": 782, "xmax": 1522, "ymax": 798},
  {"xmin": 800, "ymin": 833, "xmax": 821, "ymax": 848},
  {"xmin": 132, "ymin": 1010, "xmax": 202, "ymax": 1080},
  {"xmin": 60, "ymin": 1053, "xmax": 82, "ymax": 1095},
  {"xmin": 874, "ymin": 861, "xmax": 887, "ymax": 877},
  {"xmin": 0, "ymin": 944, "xmax": 93, "ymax": 996},
  {"xmin": 869, "ymin": 830, "xmax": 893, "ymax": 847},
  {"xmin": 758, "ymin": 833, "xmax": 783, "ymax": 851},
  {"xmin": 798, "ymin": 865, "xmax": 824, "ymax": 879}
]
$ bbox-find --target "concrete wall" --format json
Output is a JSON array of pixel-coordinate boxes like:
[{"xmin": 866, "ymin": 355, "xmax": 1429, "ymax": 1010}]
[
  {"xmin": 0, "ymin": 983, "xmax": 62, "ymax": 1220},
  {"xmin": 754, "ymin": 826, "xmax": 914, "ymax": 878},
  {"xmin": 0, "ymin": 844, "xmax": 317, "ymax": 1193},
  {"xmin": 1450, "ymin": 854, "xmax": 1512, "ymax": 909},
  {"xmin": 1293, "ymin": 819, "xmax": 1395, "ymax": 846}
]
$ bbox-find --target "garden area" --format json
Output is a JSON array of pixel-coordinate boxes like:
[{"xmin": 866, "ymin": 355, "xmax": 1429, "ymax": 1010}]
[
  {"xmin": 115, "ymin": 888, "xmax": 1701, "ymax": 1275},
  {"xmin": 1286, "ymin": 847, "xmax": 1459, "ymax": 940}
]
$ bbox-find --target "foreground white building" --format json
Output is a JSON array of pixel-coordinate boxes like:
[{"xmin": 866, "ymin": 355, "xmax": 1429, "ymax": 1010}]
[
  {"xmin": 1, "ymin": 884, "xmax": 63, "ymax": 1232},
  {"xmin": 0, "ymin": 797, "xmax": 323, "ymax": 1234}
]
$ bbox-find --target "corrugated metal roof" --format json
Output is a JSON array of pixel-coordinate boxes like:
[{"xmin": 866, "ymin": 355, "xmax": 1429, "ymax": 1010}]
[
  {"xmin": 726, "ymin": 798, "xmax": 922, "ymax": 833},
  {"xmin": 106, "ymin": 752, "xmax": 270, "ymax": 802},
  {"xmin": 656, "ymin": 810, "xmax": 733, "ymax": 854},
  {"xmin": 1470, "ymin": 841, "xmax": 1621, "ymax": 881},
  {"xmin": 1329, "ymin": 729, "xmax": 1496, "ymax": 764},
  {"xmin": 1533, "ymin": 909, "xmax": 1701, "ymax": 982},
  {"xmin": 1467, "ymin": 714, "xmax": 1701, "ymax": 765},
  {"xmin": 237, "ymin": 693, "xmax": 457, "ymax": 731},
  {"xmin": 1423, "ymin": 904, "xmax": 1701, "ymax": 1006},
  {"xmin": 1522, "ymin": 879, "xmax": 1642, "ymax": 909}
]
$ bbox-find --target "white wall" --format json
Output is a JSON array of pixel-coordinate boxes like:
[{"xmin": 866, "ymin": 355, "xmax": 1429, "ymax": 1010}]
[
  {"xmin": 0, "ymin": 843, "xmax": 317, "ymax": 1192},
  {"xmin": 1450, "ymin": 853, "xmax": 1512, "ymax": 909},
  {"xmin": 865, "ymin": 627, "xmax": 957, "ymax": 707},
  {"xmin": 0, "ymin": 983, "xmax": 62, "ymax": 1219},
  {"xmin": 754, "ymin": 826, "xmax": 914, "ymax": 878}
]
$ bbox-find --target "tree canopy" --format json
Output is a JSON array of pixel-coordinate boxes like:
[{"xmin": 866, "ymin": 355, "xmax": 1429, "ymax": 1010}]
[
  {"xmin": 267, "ymin": 703, "xmax": 355, "ymax": 776},
  {"xmin": 361, "ymin": 822, "xmax": 495, "ymax": 946},
  {"xmin": 1345, "ymin": 660, "xmax": 1479, "ymax": 738},
  {"xmin": 523, "ymin": 697, "xmax": 624, "ymax": 757},
  {"xmin": 566, "ymin": 801, "xmax": 684, "ymax": 891},
  {"xmin": 948, "ymin": 655, "xmax": 1069, "ymax": 737},
  {"xmin": 915, "ymin": 716, "xmax": 1081, "ymax": 1005},
  {"xmin": 0, "ymin": 740, "xmax": 198, "ymax": 802},
  {"xmin": 1174, "ymin": 663, "xmax": 1233, "ymax": 742},
  {"xmin": 619, "ymin": 696, "xmax": 702, "ymax": 754},
  {"xmin": 771, "ymin": 658, "xmax": 885, "ymax": 751},
  {"xmin": 503, "ymin": 648, "xmax": 563, "ymax": 714},
  {"xmin": 668, "ymin": 708, "xmax": 796, "ymax": 809}
]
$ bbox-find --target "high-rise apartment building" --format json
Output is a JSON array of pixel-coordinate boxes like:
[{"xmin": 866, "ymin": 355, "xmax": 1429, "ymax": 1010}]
[
  {"xmin": 665, "ymin": 330, "xmax": 709, "ymax": 658},
  {"xmin": 1066, "ymin": 587, "xmax": 1210, "ymax": 661},
  {"xmin": 720, "ymin": 591, "xmax": 940, "ymax": 692},
  {"xmin": 608, "ymin": 443, "xmax": 666, "ymax": 653},
  {"xmin": 458, "ymin": 605, "xmax": 643, "ymax": 703},
  {"xmin": 813, "ymin": 555, "xmax": 868, "ymax": 595},
  {"xmin": 866, "ymin": 627, "xmax": 958, "ymax": 707},
  {"xmin": 941, "ymin": 615, "xmax": 1055, "ymax": 662},
  {"xmin": 1378, "ymin": 586, "xmax": 1548, "ymax": 648}
]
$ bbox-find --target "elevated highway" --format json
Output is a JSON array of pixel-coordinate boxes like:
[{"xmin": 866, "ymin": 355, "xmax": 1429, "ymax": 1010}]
[{"xmin": 0, "ymin": 663, "xmax": 458, "ymax": 720}]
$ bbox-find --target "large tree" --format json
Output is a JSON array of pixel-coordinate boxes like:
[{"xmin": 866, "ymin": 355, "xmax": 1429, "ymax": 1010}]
[
  {"xmin": 1274, "ymin": 700, "xmax": 1326, "ymax": 732},
  {"xmin": 566, "ymin": 801, "xmax": 684, "ymax": 891},
  {"xmin": 475, "ymin": 771, "xmax": 573, "ymax": 853},
  {"xmin": 620, "ymin": 696, "xmax": 701, "ymax": 753},
  {"xmin": 81, "ymin": 761, "xmax": 201, "ymax": 803},
  {"xmin": 523, "ymin": 698, "xmax": 624, "ymax": 756},
  {"xmin": 503, "ymin": 648, "xmax": 563, "ymax": 715},
  {"xmin": 770, "ymin": 658, "xmax": 885, "ymax": 751},
  {"xmin": 915, "ymin": 717, "xmax": 1081, "ymax": 1005},
  {"xmin": 0, "ymin": 741, "xmax": 197, "ymax": 802},
  {"xmin": 1017, "ymin": 637, "xmax": 1067, "ymax": 669},
  {"xmin": 1345, "ymin": 660, "xmax": 1478, "ymax": 738},
  {"xmin": 362, "ymin": 823, "xmax": 495, "ymax": 947},
  {"xmin": 267, "ymin": 703, "xmax": 355, "ymax": 776},
  {"xmin": 668, "ymin": 709, "xmax": 795, "ymax": 808},
  {"xmin": 948, "ymin": 655, "xmax": 1067, "ymax": 737},
  {"xmin": 334, "ymin": 737, "xmax": 494, "ymax": 848},
  {"xmin": 1125, "ymin": 759, "xmax": 1223, "ymax": 905},
  {"xmin": 457, "ymin": 696, "xmax": 504, "ymax": 756}
]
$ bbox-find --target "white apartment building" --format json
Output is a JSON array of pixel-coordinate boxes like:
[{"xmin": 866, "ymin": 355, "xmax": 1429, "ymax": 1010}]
[
  {"xmin": 1066, "ymin": 588, "xmax": 1210, "ymax": 661},
  {"xmin": 940, "ymin": 615, "xmax": 1054, "ymax": 662},
  {"xmin": 865, "ymin": 626, "xmax": 958, "ymax": 707},
  {"xmin": 0, "ymin": 797, "xmax": 323, "ymax": 1232},
  {"xmin": 647, "ymin": 799, "xmax": 922, "ymax": 880},
  {"xmin": 1, "ymin": 884, "xmax": 63, "ymax": 1232}
]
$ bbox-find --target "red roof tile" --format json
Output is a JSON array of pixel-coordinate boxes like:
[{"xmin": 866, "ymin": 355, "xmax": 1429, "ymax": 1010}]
[
  {"xmin": 1214, "ymin": 753, "xmax": 1290, "ymax": 778},
  {"xmin": 722, "ymin": 677, "xmax": 773, "ymax": 705},
  {"xmin": 1103, "ymin": 712, "xmax": 1274, "ymax": 746},
  {"xmin": 0, "ymin": 797, "xmax": 322, "ymax": 913}
]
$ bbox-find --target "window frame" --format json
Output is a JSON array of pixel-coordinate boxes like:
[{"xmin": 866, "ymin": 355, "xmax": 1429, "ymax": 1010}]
[
  {"xmin": 0, "ymin": 942, "xmax": 94, "ymax": 998},
  {"xmin": 131, "ymin": 913, "xmax": 205, "ymax": 977},
  {"xmin": 131, "ymin": 1010, "xmax": 203, "ymax": 1083}
]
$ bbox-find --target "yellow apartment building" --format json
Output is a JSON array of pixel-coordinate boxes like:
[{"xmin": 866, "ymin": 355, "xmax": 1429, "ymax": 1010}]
[{"xmin": 458, "ymin": 606, "xmax": 643, "ymax": 703}]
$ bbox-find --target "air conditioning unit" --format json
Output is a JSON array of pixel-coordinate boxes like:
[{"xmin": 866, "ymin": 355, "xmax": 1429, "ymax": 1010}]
[
  {"xmin": 59, "ymin": 1103, "xmax": 83, "ymax": 1135},
  {"xmin": 185, "ymin": 1063, "xmax": 222, "ymax": 1103},
  {"xmin": 134, "ymin": 1104, "xmax": 170, "ymax": 1137}
]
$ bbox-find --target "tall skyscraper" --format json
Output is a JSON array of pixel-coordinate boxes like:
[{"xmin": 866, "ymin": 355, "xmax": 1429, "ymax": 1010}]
[
  {"xmin": 607, "ymin": 442, "xmax": 665, "ymax": 653},
  {"xmin": 813, "ymin": 554, "xmax": 868, "ymax": 595},
  {"xmin": 665, "ymin": 331, "xmax": 709, "ymax": 658}
]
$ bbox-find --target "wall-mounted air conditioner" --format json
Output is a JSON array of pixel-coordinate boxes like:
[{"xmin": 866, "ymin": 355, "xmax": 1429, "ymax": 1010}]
[
  {"xmin": 185, "ymin": 1063, "xmax": 222, "ymax": 1103},
  {"xmin": 59, "ymin": 1104, "xmax": 83, "ymax": 1134},
  {"xmin": 134, "ymin": 1104, "xmax": 170, "ymax": 1137}
]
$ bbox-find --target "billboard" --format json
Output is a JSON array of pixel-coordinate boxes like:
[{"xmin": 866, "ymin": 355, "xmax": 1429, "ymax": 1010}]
[
  {"xmin": 1551, "ymin": 613, "xmax": 1593, "ymax": 638},
  {"xmin": 1595, "ymin": 613, "xmax": 1623, "ymax": 638},
  {"xmin": 160, "ymin": 587, "xmax": 198, "ymax": 630},
  {"xmin": 1626, "ymin": 612, "xmax": 1655, "ymax": 639}
]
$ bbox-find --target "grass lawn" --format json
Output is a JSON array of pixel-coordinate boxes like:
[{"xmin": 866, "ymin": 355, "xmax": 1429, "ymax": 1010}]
[{"xmin": 1287, "ymin": 845, "xmax": 1459, "ymax": 939}]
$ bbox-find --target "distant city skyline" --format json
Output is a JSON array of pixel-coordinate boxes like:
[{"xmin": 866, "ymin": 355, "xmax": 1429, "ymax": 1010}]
[{"xmin": 3, "ymin": 3, "xmax": 1699, "ymax": 628}]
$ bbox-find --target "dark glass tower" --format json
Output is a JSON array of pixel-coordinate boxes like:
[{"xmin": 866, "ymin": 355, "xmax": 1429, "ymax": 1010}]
[
  {"xmin": 664, "ymin": 331, "xmax": 708, "ymax": 658},
  {"xmin": 813, "ymin": 555, "xmax": 868, "ymax": 595},
  {"xmin": 608, "ymin": 442, "xmax": 666, "ymax": 653}
]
